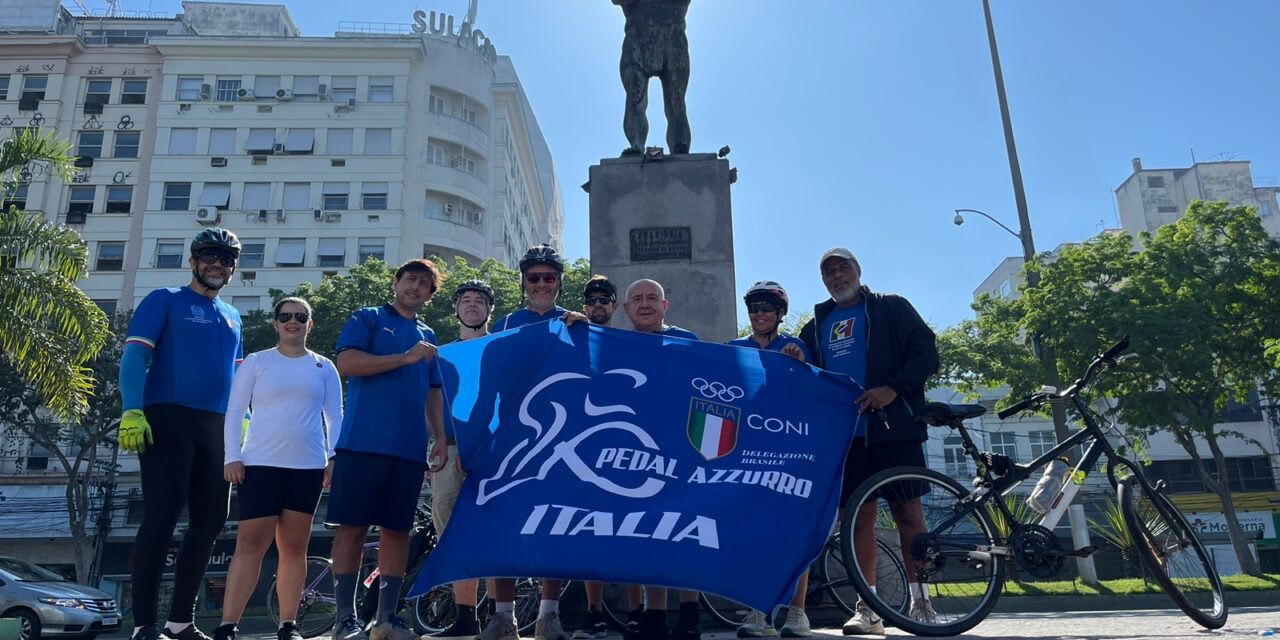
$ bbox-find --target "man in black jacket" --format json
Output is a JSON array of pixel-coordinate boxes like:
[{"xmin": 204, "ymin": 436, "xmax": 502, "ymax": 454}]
[{"xmin": 798, "ymin": 248, "xmax": 940, "ymax": 634}]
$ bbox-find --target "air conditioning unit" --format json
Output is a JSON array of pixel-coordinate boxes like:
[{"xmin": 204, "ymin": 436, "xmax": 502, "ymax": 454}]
[
  {"xmin": 200, "ymin": 84, "xmax": 212, "ymax": 99},
  {"xmin": 323, "ymin": 211, "xmax": 342, "ymax": 223},
  {"xmin": 273, "ymin": 142, "xmax": 285, "ymax": 153},
  {"xmin": 275, "ymin": 209, "xmax": 286, "ymax": 222},
  {"xmin": 313, "ymin": 209, "xmax": 322, "ymax": 221},
  {"xmin": 195, "ymin": 207, "xmax": 219, "ymax": 224},
  {"xmin": 317, "ymin": 84, "xmax": 329, "ymax": 99},
  {"xmin": 346, "ymin": 98, "xmax": 356, "ymax": 107},
  {"xmin": 210, "ymin": 157, "xmax": 228, "ymax": 167},
  {"xmin": 237, "ymin": 88, "xmax": 255, "ymax": 99},
  {"xmin": 74, "ymin": 156, "xmax": 94, "ymax": 168},
  {"xmin": 257, "ymin": 209, "xmax": 268, "ymax": 221},
  {"xmin": 275, "ymin": 88, "xmax": 294, "ymax": 101},
  {"xmin": 83, "ymin": 102, "xmax": 104, "ymax": 114},
  {"xmin": 442, "ymin": 203, "xmax": 455, "ymax": 215},
  {"xmin": 18, "ymin": 97, "xmax": 39, "ymax": 111}
]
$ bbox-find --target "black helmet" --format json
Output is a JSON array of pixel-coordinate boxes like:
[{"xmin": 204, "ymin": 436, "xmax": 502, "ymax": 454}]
[
  {"xmin": 519, "ymin": 243, "xmax": 564, "ymax": 273},
  {"xmin": 452, "ymin": 279, "xmax": 495, "ymax": 307},
  {"xmin": 583, "ymin": 276, "xmax": 617, "ymax": 300},
  {"xmin": 191, "ymin": 227, "xmax": 242, "ymax": 258}
]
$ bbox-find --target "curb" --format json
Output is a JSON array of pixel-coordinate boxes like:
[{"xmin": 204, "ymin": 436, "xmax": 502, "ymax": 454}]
[{"xmin": 990, "ymin": 589, "xmax": 1277, "ymax": 613}]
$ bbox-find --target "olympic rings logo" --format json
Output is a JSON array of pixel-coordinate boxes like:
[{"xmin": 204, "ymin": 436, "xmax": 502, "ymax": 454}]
[{"xmin": 691, "ymin": 378, "xmax": 744, "ymax": 402}]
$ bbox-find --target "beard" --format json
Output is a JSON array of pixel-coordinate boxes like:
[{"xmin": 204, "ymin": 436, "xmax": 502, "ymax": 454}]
[
  {"xmin": 831, "ymin": 285, "xmax": 860, "ymax": 304},
  {"xmin": 194, "ymin": 267, "xmax": 227, "ymax": 291}
]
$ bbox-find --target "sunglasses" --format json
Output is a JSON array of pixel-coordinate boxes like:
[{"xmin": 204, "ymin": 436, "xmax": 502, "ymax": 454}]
[
  {"xmin": 525, "ymin": 273, "xmax": 559, "ymax": 284},
  {"xmin": 195, "ymin": 253, "xmax": 236, "ymax": 268},
  {"xmin": 275, "ymin": 312, "xmax": 310, "ymax": 324},
  {"xmin": 747, "ymin": 302, "xmax": 780, "ymax": 314},
  {"xmin": 584, "ymin": 295, "xmax": 614, "ymax": 306}
]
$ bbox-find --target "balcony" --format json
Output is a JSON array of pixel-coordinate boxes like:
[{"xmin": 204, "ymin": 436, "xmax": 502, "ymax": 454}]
[
  {"xmin": 426, "ymin": 163, "xmax": 489, "ymax": 205},
  {"xmin": 428, "ymin": 110, "xmax": 489, "ymax": 154},
  {"xmin": 423, "ymin": 215, "xmax": 486, "ymax": 259}
]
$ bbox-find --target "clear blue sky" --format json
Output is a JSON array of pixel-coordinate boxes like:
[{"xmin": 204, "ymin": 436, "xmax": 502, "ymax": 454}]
[{"xmin": 120, "ymin": 0, "xmax": 1280, "ymax": 329}]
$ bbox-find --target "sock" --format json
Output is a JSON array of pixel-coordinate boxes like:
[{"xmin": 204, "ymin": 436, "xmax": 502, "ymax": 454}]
[
  {"xmin": 279, "ymin": 620, "xmax": 295, "ymax": 628},
  {"xmin": 164, "ymin": 622, "xmax": 192, "ymax": 635},
  {"xmin": 495, "ymin": 601, "xmax": 515, "ymax": 621},
  {"xmin": 334, "ymin": 573, "xmax": 358, "ymax": 621},
  {"xmin": 538, "ymin": 599, "xmax": 559, "ymax": 616},
  {"xmin": 910, "ymin": 582, "xmax": 928, "ymax": 602},
  {"xmin": 217, "ymin": 622, "xmax": 236, "ymax": 629},
  {"xmin": 377, "ymin": 575, "xmax": 404, "ymax": 623}
]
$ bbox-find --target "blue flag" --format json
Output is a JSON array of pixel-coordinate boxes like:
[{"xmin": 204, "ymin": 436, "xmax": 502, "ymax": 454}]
[{"xmin": 415, "ymin": 320, "xmax": 863, "ymax": 612}]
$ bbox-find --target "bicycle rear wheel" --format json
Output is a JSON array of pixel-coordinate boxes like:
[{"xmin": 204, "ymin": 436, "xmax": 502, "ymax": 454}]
[
  {"xmin": 841, "ymin": 466, "xmax": 1004, "ymax": 637},
  {"xmin": 410, "ymin": 584, "xmax": 458, "ymax": 634},
  {"xmin": 1117, "ymin": 475, "xmax": 1227, "ymax": 629},
  {"xmin": 514, "ymin": 578, "xmax": 571, "ymax": 634},
  {"xmin": 269, "ymin": 556, "xmax": 338, "ymax": 638},
  {"xmin": 821, "ymin": 536, "xmax": 909, "ymax": 617}
]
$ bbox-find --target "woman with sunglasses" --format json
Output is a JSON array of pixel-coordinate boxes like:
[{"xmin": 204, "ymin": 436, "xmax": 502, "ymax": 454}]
[{"xmin": 216, "ymin": 297, "xmax": 343, "ymax": 640}]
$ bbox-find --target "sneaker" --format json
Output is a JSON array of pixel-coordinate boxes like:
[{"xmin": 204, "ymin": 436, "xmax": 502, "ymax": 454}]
[
  {"xmin": 212, "ymin": 625, "xmax": 237, "ymax": 640},
  {"xmin": 333, "ymin": 615, "xmax": 367, "ymax": 640},
  {"xmin": 623, "ymin": 609, "xmax": 644, "ymax": 640},
  {"xmin": 779, "ymin": 609, "xmax": 811, "ymax": 638},
  {"xmin": 841, "ymin": 602, "xmax": 883, "ymax": 636},
  {"xmin": 163, "ymin": 625, "xmax": 212, "ymax": 640},
  {"xmin": 909, "ymin": 600, "xmax": 938, "ymax": 625},
  {"xmin": 669, "ymin": 607, "xmax": 699, "ymax": 640},
  {"xmin": 477, "ymin": 614, "xmax": 519, "ymax": 640},
  {"xmin": 369, "ymin": 617, "xmax": 416, "ymax": 640},
  {"xmin": 641, "ymin": 610, "xmax": 669, "ymax": 640},
  {"xmin": 534, "ymin": 612, "xmax": 570, "ymax": 640},
  {"xmin": 277, "ymin": 622, "xmax": 303, "ymax": 640},
  {"xmin": 736, "ymin": 611, "xmax": 776, "ymax": 638},
  {"xmin": 132, "ymin": 626, "xmax": 162, "ymax": 640},
  {"xmin": 571, "ymin": 610, "xmax": 608, "ymax": 640},
  {"xmin": 431, "ymin": 615, "xmax": 479, "ymax": 640}
]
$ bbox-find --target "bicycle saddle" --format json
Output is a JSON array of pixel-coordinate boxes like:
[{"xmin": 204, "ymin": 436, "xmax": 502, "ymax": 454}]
[{"xmin": 922, "ymin": 401, "xmax": 987, "ymax": 426}]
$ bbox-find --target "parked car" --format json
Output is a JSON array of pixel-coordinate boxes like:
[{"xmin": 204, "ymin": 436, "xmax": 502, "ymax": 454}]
[{"xmin": 0, "ymin": 557, "xmax": 120, "ymax": 640}]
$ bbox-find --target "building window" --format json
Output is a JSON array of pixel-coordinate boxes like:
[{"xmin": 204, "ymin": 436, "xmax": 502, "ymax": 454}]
[
  {"xmin": 68, "ymin": 186, "xmax": 96, "ymax": 214},
  {"xmin": 368, "ymin": 76, "xmax": 393, "ymax": 102},
  {"xmin": 292, "ymin": 75, "xmax": 319, "ymax": 101},
  {"xmin": 241, "ymin": 183, "xmax": 271, "ymax": 211},
  {"xmin": 154, "ymin": 239, "xmax": 183, "ymax": 268},
  {"xmin": 358, "ymin": 237, "xmax": 385, "ymax": 263},
  {"xmin": 1147, "ymin": 175, "xmax": 1165, "ymax": 188},
  {"xmin": 239, "ymin": 241, "xmax": 265, "ymax": 268},
  {"xmin": 365, "ymin": 129, "xmax": 392, "ymax": 155},
  {"xmin": 113, "ymin": 131, "xmax": 140, "ymax": 158},
  {"xmin": 177, "ymin": 76, "xmax": 203, "ymax": 101},
  {"xmin": 1, "ymin": 184, "xmax": 28, "ymax": 211},
  {"xmin": 317, "ymin": 238, "xmax": 346, "ymax": 267},
  {"xmin": 999, "ymin": 279, "xmax": 1012, "ymax": 298},
  {"xmin": 331, "ymin": 76, "xmax": 356, "ymax": 103},
  {"xmin": 427, "ymin": 143, "xmax": 447, "ymax": 166},
  {"xmin": 169, "ymin": 128, "xmax": 197, "ymax": 155},
  {"xmin": 231, "ymin": 296, "xmax": 260, "ymax": 317},
  {"xmin": 1157, "ymin": 205, "xmax": 1179, "ymax": 213},
  {"xmin": 163, "ymin": 182, "xmax": 191, "ymax": 210},
  {"xmin": 460, "ymin": 107, "xmax": 477, "ymax": 125},
  {"xmin": 283, "ymin": 183, "xmax": 310, "ymax": 210},
  {"xmin": 1028, "ymin": 430, "xmax": 1055, "ymax": 460},
  {"xmin": 988, "ymin": 432, "xmax": 1017, "ymax": 460},
  {"xmin": 429, "ymin": 94, "xmax": 445, "ymax": 113},
  {"xmin": 92, "ymin": 299, "xmax": 118, "ymax": 315},
  {"xmin": 284, "ymin": 128, "xmax": 315, "ymax": 154},
  {"xmin": 327, "ymin": 129, "xmax": 353, "ymax": 155},
  {"xmin": 85, "ymin": 79, "xmax": 112, "ymax": 105},
  {"xmin": 199, "ymin": 183, "xmax": 232, "ymax": 211},
  {"xmin": 361, "ymin": 183, "xmax": 388, "ymax": 210},
  {"xmin": 0, "ymin": 76, "xmax": 9, "ymax": 100},
  {"xmin": 95, "ymin": 242, "xmax": 125, "ymax": 271},
  {"xmin": 77, "ymin": 131, "xmax": 104, "ymax": 159},
  {"xmin": 943, "ymin": 435, "xmax": 970, "ymax": 478},
  {"xmin": 246, "ymin": 128, "xmax": 276, "ymax": 154},
  {"xmin": 215, "ymin": 76, "xmax": 242, "ymax": 102},
  {"xmin": 22, "ymin": 75, "xmax": 48, "ymax": 101},
  {"xmin": 252, "ymin": 76, "xmax": 280, "ymax": 99},
  {"xmin": 105, "ymin": 186, "xmax": 132, "ymax": 213},
  {"xmin": 322, "ymin": 183, "xmax": 349, "ymax": 210},
  {"xmin": 1146, "ymin": 456, "xmax": 1276, "ymax": 494},
  {"xmin": 209, "ymin": 128, "xmax": 236, "ymax": 155},
  {"xmin": 275, "ymin": 238, "xmax": 305, "ymax": 266},
  {"xmin": 452, "ymin": 154, "xmax": 476, "ymax": 175},
  {"xmin": 121, "ymin": 79, "xmax": 147, "ymax": 104}
]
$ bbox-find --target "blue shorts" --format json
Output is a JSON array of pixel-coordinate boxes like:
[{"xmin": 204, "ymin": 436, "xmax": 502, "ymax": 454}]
[{"xmin": 325, "ymin": 450, "xmax": 426, "ymax": 531}]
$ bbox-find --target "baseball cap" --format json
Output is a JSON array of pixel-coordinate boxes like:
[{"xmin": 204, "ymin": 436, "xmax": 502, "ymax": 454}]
[{"xmin": 819, "ymin": 247, "xmax": 857, "ymax": 269}]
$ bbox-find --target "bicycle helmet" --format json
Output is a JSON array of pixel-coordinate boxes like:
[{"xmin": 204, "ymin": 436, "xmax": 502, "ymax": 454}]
[
  {"xmin": 744, "ymin": 280, "xmax": 788, "ymax": 314},
  {"xmin": 519, "ymin": 243, "xmax": 564, "ymax": 273},
  {"xmin": 190, "ymin": 227, "xmax": 242, "ymax": 258},
  {"xmin": 583, "ymin": 276, "xmax": 617, "ymax": 300},
  {"xmin": 452, "ymin": 279, "xmax": 495, "ymax": 308}
]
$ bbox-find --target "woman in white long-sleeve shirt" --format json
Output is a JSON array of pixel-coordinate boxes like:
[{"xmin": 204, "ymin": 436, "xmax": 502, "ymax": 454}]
[{"xmin": 215, "ymin": 297, "xmax": 343, "ymax": 640}]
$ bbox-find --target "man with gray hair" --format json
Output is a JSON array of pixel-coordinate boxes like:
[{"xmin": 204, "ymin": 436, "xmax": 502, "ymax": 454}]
[
  {"xmin": 798, "ymin": 248, "xmax": 939, "ymax": 634},
  {"xmin": 623, "ymin": 278, "xmax": 697, "ymax": 339}
]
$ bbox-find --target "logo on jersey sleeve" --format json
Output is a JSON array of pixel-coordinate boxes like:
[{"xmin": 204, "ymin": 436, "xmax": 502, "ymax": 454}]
[{"xmin": 829, "ymin": 318, "xmax": 856, "ymax": 343}]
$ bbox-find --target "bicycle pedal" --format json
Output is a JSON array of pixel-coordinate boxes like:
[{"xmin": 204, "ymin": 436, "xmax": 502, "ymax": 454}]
[{"xmin": 1071, "ymin": 545, "xmax": 1103, "ymax": 558}]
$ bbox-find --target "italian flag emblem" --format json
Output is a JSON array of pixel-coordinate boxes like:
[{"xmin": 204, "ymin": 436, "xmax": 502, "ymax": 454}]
[{"xmin": 688, "ymin": 398, "xmax": 741, "ymax": 461}]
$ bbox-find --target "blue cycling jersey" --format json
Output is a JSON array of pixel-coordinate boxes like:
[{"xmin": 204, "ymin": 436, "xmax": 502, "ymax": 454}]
[
  {"xmin": 658, "ymin": 325, "xmax": 699, "ymax": 340},
  {"xmin": 125, "ymin": 286, "xmax": 243, "ymax": 414},
  {"xmin": 727, "ymin": 334, "xmax": 814, "ymax": 363},
  {"xmin": 492, "ymin": 306, "xmax": 568, "ymax": 332}
]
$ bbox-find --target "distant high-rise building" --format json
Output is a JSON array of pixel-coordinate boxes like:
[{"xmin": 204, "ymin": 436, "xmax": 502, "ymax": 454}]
[{"xmin": 1115, "ymin": 157, "xmax": 1279, "ymax": 238}]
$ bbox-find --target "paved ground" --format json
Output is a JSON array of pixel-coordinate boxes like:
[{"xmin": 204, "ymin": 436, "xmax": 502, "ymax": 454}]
[{"xmin": 101, "ymin": 607, "xmax": 1280, "ymax": 640}]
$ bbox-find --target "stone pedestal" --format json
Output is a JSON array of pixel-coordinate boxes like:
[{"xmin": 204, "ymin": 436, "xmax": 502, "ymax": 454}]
[{"xmin": 587, "ymin": 153, "xmax": 737, "ymax": 342}]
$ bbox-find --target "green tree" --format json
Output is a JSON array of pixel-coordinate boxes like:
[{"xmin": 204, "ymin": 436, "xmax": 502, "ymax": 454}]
[
  {"xmin": 1, "ymin": 129, "xmax": 110, "ymax": 419},
  {"xmin": 936, "ymin": 201, "xmax": 1280, "ymax": 576}
]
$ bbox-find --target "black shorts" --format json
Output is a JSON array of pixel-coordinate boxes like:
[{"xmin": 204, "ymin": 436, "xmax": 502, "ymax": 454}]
[
  {"xmin": 325, "ymin": 450, "xmax": 426, "ymax": 531},
  {"xmin": 237, "ymin": 466, "xmax": 325, "ymax": 520},
  {"xmin": 841, "ymin": 439, "xmax": 929, "ymax": 505}
]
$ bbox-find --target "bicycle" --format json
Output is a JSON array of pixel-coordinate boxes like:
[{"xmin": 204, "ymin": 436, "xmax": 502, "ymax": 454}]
[
  {"xmin": 700, "ymin": 530, "xmax": 909, "ymax": 629},
  {"xmin": 839, "ymin": 336, "xmax": 1227, "ymax": 636}
]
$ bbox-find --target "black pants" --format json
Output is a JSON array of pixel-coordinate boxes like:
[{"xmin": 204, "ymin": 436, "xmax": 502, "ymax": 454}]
[{"xmin": 131, "ymin": 404, "xmax": 230, "ymax": 626}]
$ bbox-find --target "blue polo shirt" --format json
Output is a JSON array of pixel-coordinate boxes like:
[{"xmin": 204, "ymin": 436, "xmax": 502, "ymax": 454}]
[
  {"xmin": 334, "ymin": 304, "xmax": 443, "ymax": 462},
  {"xmin": 727, "ymin": 333, "xmax": 814, "ymax": 363},
  {"xmin": 492, "ymin": 305, "xmax": 568, "ymax": 332},
  {"xmin": 659, "ymin": 325, "xmax": 699, "ymax": 340},
  {"xmin": 125, "ymin": 286, "xmax": 243, "ymax": 414}
]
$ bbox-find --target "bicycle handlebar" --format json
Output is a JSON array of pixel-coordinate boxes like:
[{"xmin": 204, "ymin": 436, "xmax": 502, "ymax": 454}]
[{"xmin": 998, "ymin": 335, "xmax": 1130, "ymax": 420}]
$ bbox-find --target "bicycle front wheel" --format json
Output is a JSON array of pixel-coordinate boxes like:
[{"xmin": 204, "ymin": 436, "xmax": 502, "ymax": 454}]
[
  {"xmin": 410, "ymin": 584, "xmax": 458, "ymax": 635},
  {"xmin": 840, "ymin": 466, "xmax": 1004, "ymax": 637},
  {"xmin": 268, "ymin": 556, "xmax": 338, "ymax": 638},
  {"xmin": 513, "ymin": 578, "xmax": 571, "ymax": 634},
  {"xmin": 1117, "ymin": 475, "xmax": 1227, "ymax": 629}
]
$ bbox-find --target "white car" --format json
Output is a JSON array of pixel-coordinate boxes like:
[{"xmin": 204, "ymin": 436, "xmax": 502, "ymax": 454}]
[{"xmin": 0, "ymin": 557, "xmax": 120, "ymax": 640}]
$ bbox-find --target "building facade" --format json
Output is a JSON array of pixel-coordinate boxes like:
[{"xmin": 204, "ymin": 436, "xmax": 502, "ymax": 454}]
[{"xmin": 1115, "ymin": 156, "xmax": 1280, "ymax": 239}]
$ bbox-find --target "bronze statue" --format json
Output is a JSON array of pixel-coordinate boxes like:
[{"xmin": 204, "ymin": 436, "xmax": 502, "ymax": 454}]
[{"xmin": 613, "ymin": 0, "xmax": 691, "ymax": 156}]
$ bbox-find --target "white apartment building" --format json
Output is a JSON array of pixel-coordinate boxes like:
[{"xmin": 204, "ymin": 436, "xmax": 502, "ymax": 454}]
[
  {"xmin": 1115, "ymin": 156, "xmax": 1280, "ymax": 239},
  {"xmin": 1, "ymin": 0, "xmax": 563, "ymax": 318}
]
